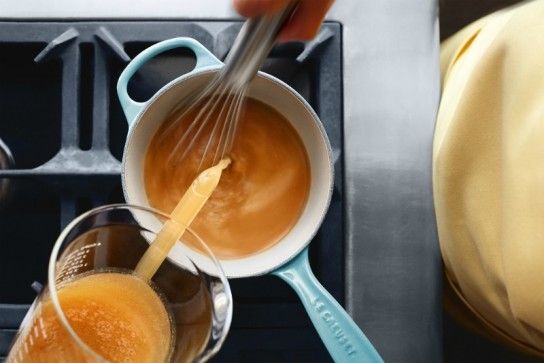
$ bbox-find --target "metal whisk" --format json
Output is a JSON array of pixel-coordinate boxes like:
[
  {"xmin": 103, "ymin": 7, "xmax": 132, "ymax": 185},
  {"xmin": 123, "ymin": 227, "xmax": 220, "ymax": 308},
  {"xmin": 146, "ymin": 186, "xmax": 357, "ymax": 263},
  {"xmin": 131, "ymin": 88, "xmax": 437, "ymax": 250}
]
[{"xmin": 164, "ymin": 1, "xmax": 298, "ymax": 171}]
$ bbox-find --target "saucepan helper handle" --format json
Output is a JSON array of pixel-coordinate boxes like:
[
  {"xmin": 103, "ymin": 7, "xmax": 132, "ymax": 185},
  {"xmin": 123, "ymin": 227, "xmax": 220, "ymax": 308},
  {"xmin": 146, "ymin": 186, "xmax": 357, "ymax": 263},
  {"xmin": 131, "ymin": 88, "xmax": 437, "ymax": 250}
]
[
  {"xmin": 273, "ymin": 248, "xmax": 384, "ymax": 363},
  {"xmin": 116, "ymin": 37, "xmax": 222, "ymax": 126}
]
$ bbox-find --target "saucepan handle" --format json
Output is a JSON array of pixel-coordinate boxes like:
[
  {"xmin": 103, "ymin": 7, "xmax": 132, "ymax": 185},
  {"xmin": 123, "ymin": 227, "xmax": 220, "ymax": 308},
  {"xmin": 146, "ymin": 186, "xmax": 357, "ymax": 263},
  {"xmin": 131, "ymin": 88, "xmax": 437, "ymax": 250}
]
[
  {"xmin": 116, "ymin": 37, "xmax": 222, "ymax": 126},
  {"xmin": 273, "ymin": 248, "xmax": 384, "ymax": 363}
]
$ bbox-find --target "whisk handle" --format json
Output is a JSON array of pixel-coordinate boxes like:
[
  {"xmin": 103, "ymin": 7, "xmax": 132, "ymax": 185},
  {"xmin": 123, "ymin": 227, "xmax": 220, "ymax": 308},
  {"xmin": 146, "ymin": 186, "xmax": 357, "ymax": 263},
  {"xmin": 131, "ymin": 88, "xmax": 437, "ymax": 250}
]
[
  {"xmin": 222, "ymin": 1, "xmax": 299, "ymax": 88},
  {"xmin": 117, "ymin": 37, "xmax": 222, "ymax": 125}
]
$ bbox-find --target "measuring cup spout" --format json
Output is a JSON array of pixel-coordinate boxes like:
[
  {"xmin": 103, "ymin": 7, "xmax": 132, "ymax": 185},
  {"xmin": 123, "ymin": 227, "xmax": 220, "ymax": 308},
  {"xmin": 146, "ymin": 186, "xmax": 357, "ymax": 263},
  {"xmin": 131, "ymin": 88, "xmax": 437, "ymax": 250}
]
[{"xmin": 273, "ymin": 247, "xmax": 384, "ymax": 363}]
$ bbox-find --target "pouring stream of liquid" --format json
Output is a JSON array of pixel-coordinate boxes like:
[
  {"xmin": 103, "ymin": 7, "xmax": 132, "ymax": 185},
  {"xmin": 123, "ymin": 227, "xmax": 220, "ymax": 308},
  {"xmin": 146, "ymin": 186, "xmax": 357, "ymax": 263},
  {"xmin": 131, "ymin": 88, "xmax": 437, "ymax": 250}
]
[{"xmin": 135, "ymin": 158, "xmax": 231, "ymax": 280}]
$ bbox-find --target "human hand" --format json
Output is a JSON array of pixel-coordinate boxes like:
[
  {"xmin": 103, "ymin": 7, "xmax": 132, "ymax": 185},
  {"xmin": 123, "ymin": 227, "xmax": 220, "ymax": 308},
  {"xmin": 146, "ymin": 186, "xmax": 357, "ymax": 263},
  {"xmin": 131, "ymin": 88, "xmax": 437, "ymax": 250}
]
[{"xmin": 233, "ymin": 0, "xmax": 334, "ymax": 42}]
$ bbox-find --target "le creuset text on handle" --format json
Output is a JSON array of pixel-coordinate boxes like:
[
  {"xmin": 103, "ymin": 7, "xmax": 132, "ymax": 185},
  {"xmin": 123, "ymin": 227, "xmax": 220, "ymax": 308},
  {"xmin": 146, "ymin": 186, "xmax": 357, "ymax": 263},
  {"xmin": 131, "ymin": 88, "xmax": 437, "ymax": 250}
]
[{"xmin": 274, "ymin": 248, "xmax": 384, "ymax": 363}]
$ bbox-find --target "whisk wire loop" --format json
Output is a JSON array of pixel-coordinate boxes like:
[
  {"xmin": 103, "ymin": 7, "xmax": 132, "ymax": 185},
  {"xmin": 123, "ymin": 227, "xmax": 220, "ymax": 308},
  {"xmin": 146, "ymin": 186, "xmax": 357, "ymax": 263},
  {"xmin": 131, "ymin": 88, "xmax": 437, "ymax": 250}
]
[{"xmin": 165, "ymin": 2, "xmax": 297, "ymax": 172}]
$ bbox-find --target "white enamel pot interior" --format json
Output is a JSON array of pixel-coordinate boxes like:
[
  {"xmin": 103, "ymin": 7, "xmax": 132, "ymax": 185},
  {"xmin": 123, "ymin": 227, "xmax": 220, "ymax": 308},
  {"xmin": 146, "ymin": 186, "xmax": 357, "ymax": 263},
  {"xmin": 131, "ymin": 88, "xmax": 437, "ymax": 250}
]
[{"xmin": 122, "ymin": 68, "xmax": 334, "ymax": 278}]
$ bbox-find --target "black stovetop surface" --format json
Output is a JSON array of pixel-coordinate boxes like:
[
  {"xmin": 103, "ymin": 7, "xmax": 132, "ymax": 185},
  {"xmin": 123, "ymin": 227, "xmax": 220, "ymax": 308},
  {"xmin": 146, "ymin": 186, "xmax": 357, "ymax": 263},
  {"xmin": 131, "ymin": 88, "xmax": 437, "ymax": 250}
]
[{"xmin": 0, "ymin": 21, "xmax": 343, "ymax": 362}]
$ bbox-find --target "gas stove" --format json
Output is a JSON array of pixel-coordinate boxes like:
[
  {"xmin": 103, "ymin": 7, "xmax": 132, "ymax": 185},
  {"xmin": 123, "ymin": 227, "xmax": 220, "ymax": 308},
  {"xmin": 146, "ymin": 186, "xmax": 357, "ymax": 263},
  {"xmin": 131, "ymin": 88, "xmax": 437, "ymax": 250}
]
[{"xmin": 0, "ymin": 21, "xmax": 343, "ymax": 362}]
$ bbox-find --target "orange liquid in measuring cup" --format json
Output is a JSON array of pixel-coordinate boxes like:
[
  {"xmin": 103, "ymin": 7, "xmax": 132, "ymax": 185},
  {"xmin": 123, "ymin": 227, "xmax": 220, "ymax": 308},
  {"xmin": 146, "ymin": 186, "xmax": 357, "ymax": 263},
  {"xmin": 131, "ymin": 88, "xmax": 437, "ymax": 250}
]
[{"xmin": 8, "ymin": 272, "xmax": 173, "ymax": 363}]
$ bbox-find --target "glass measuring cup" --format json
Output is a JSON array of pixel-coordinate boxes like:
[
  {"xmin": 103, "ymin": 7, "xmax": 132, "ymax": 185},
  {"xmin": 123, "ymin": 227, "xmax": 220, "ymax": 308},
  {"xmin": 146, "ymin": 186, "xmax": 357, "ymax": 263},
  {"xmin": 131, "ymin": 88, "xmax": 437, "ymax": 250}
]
[{"xmin": 6, "ymin": 204, "xmax": 232, "ymax": 363}]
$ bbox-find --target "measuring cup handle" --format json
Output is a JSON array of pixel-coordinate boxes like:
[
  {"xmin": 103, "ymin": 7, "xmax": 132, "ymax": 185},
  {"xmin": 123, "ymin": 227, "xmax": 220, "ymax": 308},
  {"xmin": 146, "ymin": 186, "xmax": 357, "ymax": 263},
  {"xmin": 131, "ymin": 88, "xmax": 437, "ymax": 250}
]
[
  {"xmin": 116, "ymin": 37, "xmax": 222, "ymax": 126},
  {"xmin": 273, "ymin": 248, "xmax": 384, "ymax": 363}
]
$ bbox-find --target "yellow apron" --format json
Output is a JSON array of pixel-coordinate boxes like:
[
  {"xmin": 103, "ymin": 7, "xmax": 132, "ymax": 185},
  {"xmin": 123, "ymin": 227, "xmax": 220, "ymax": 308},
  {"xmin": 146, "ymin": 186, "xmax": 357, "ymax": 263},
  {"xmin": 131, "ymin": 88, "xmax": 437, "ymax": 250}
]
[{"xmin": 435, "ymin": 0, "xmax": 544, "ymax": 356}]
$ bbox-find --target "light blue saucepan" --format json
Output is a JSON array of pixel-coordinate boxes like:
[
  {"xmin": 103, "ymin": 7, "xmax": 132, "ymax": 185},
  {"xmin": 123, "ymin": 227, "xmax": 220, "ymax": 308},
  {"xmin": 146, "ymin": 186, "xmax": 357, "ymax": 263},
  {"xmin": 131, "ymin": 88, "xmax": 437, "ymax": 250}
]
[{"xmin": 117, "ymin": 38, "xmax": 383, "ymax": 363}]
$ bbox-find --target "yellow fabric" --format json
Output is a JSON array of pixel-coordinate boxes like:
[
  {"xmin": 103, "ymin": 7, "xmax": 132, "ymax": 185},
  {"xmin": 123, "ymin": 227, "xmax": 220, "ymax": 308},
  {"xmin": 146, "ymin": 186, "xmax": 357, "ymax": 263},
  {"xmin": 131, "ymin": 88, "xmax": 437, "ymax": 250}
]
[{"xmin": 434, "ymin": 0, "xmax": 544, "ymax": 356}]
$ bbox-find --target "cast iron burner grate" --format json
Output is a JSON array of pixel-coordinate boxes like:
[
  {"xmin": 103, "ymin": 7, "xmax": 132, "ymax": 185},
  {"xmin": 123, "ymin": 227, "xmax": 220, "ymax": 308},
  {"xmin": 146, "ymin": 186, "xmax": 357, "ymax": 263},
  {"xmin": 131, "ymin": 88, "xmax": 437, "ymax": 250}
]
[{"xmin": 0, "ymin": 21, "xmax": 343, "ymax": 362}]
